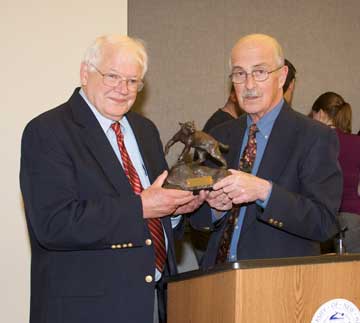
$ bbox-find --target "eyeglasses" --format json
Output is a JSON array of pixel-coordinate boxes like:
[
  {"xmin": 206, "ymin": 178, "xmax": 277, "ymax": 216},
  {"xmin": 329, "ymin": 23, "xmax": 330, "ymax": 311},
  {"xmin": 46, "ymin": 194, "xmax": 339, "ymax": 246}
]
[
  {"xmin": 90, "ymin": 64, "xmax": 144, "ymax": 92},
  {"xmin": 229, "ymin": 65, "xmax": 284, "ymax": 84}
]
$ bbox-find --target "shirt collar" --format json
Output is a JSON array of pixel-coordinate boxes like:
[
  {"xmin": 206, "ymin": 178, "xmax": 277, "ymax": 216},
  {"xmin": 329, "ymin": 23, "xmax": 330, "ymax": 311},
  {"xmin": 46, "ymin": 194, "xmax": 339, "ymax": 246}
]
[
  {"xmin": 79, "ymin": 88, "xmax": 129, "ymax": 134},
  {"xmin": 246, "ymin": 98, "xmax": 284, "ymax": 138}
]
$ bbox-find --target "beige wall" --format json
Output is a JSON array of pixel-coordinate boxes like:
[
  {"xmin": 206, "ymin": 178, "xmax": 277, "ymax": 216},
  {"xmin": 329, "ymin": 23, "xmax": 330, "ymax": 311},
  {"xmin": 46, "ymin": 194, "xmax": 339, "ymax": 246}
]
[{"xmin": 0, "ymin": 1, "xmax": 127, "ymax": 321}]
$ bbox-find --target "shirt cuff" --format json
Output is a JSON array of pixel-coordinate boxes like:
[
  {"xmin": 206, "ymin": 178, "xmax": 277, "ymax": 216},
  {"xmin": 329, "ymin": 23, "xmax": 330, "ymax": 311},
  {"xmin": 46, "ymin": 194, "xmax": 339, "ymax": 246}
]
[
  {"xmin": 211, "ymin": 209, "xmax": 226, "ymax": 222},
  {"xmin": 171, "ymin": 215, "xmax": 182, "ymax": 228},
  {"xmin": 256, "ymin": 180, "xmax": 273, "ymax": 209}
]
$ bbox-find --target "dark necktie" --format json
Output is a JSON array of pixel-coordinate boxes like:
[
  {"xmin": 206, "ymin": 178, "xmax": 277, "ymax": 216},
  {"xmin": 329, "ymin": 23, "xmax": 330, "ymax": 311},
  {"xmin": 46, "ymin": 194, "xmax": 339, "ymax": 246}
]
[
  {"xmin": 111, "ymin": 122, "xmax": 166, "ymax": 272},
  {"xmin": 215, "ymin": 123, "xmax": 258, "ymax": 264}
]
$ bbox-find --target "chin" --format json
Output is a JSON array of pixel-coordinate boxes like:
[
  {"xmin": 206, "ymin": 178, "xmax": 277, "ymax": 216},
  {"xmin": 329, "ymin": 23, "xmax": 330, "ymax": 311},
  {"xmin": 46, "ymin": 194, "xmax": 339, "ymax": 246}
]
[
  {"xmin": 104, "ymin": 108, "xmax": 130, "ymax": 120},
  {"xmin": 242, "ymin": 104, "xmax": 263, "ymax": 114}
]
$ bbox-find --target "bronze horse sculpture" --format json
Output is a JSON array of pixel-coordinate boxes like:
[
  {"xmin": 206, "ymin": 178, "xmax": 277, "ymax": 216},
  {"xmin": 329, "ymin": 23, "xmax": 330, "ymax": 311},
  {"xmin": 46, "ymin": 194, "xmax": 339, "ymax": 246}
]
[{"xmin": 164, "ymin": 121, "xmax": 229, "ymax": 168}]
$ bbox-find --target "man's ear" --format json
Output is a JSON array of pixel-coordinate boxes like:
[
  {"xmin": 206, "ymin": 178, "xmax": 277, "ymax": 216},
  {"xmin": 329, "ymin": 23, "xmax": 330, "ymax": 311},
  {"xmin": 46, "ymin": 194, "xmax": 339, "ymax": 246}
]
[
  {"xmin": 279, "ymin": 65, "xmax": 288, "ymax": 89},
  {"xmin": 80, "ymin": 63, "xmax": 89, "ymax": 86}
]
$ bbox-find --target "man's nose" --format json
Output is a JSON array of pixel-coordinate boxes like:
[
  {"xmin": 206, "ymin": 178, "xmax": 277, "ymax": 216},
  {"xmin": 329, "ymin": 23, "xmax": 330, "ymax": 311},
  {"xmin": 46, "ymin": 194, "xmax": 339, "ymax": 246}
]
[
  {"xmin": 115, "ymin": 79, "xmax": 129, "ymax": 94},
  {"xmin": 245, "ymin": 73, "xmax": 256, "ymax": 89}
]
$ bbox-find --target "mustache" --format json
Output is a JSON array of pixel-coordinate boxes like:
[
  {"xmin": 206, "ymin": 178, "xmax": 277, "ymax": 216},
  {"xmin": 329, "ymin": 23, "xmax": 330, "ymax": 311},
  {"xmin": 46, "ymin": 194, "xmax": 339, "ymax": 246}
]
[{"xmin": 242, "ymin": 89, "xmax": 261, "ymax": 98}]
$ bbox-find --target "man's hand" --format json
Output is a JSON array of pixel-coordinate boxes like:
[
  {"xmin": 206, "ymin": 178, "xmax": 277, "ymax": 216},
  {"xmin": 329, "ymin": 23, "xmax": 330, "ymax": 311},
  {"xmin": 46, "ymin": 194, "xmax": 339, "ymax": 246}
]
[
  {"xmin": 141, "ymin": 171, "xmax": 198, "ymax": 218},
  {"xmin": 173, "ymin": 190, "xmax": 208, "ymax": 215},
  {"xmin": 206, "ymin": 188, "xmax": 233, "ymax": 211},
  {"xmin": 212, "ymin": 169, "xmax": 271, "ymax": 205}
]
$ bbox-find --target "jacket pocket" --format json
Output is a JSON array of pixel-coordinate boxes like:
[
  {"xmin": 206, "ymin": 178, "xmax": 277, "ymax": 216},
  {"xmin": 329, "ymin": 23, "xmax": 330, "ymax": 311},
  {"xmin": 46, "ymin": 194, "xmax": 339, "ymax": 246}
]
[{"xmin": 49, "ymin": 253, "xmax": 105, "ymax": 297}]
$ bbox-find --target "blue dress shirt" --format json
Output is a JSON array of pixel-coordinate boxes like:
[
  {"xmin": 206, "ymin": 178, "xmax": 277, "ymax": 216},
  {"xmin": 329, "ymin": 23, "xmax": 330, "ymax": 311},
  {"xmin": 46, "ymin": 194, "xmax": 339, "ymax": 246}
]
[{"xmin": 227, "ymin": 100, "xmax": 284, "ymax": 261}]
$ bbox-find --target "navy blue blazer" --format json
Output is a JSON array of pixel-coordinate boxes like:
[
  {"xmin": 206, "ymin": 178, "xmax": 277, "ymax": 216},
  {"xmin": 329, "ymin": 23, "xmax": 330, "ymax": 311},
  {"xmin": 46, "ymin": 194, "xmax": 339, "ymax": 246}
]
[
  {"xmin": 20, "ymin": 88, "xmax": 177, "ymax": 323},
  {"xmin": 190, "ymin": 102, "xmax": 342, "ymax": 268}
]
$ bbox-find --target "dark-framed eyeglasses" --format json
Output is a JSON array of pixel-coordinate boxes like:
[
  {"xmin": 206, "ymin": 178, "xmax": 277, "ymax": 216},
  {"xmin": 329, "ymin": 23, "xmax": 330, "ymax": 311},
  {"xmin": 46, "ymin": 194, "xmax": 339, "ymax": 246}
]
[
  {"xmin": 229, "ymin": 65, "xmax": 284, "ymax": 84},
  {"xmin": 90, "ymin": 64, "xmax": 144, "ymax": 92}
]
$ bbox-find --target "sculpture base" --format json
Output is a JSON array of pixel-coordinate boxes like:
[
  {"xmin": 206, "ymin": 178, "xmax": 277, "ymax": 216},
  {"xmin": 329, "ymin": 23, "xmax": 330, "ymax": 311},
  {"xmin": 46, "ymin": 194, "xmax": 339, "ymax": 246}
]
[{"xmin": 164, "ymin": 162, "xmax": 230, "ymax": 191}]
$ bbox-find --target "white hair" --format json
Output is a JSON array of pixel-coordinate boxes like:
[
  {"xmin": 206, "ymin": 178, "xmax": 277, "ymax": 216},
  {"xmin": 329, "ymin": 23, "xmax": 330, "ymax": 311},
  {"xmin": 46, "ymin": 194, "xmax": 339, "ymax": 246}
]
[{"xmin": 82, "ymin": 34, "xmax": 148, "ymax": 78}]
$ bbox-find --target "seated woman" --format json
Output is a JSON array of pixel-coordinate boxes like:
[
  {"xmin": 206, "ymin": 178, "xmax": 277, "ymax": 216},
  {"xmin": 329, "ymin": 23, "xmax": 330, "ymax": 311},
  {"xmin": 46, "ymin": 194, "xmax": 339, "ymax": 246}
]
[{"xmin": 310, "ymin": 91, "xmax": 360, "ymax": 253}]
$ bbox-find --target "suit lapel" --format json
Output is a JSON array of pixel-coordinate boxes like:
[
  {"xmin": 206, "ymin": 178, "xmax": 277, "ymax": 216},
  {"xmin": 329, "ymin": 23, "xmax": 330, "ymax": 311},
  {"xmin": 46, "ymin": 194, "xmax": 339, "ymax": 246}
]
[
  {"xmin": 69, "ymin": 89, "xmax": 133, "ymax": 194},
  {"xmin": 223, "ymin": 117, "xmax": 247, "ymax": 169},
  {"xmin": 126, "ymin": 112, "xmax": 159, "ymax": 183},
  {"xmin": 240, "ymin": 104, "xmax": 299, "ymax": 234},
  {"xmin": 256, "ymin": 104, "xmax": 299, "ymax": 181}
]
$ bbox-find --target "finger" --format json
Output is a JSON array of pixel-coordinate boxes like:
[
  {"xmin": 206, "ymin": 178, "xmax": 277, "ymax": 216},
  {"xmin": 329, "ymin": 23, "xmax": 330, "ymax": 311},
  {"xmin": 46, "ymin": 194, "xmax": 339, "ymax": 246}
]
[
  {"xmin": 208, "ymin": 189, "xmax": 224, "ymax": 199},
  {"xmin": 223, "ymin": 194, "xmax": 231, "ymax": 204},
  {"xmin": 221, "ymin": 186, "xmax": 233, "ymax": 194},
  {"xmin": 232, "ymin": 197, "xmax": 242, "ymax": 204},
  {"xmin": 207, "ymin": 193, "xmax": 226, "ymax": 206},
  {"xmin": 228, "ymin": 191, "xmax": 240, "ymax": 200},
  {"xmin": 195, "ymin": 193, "xmax": 207, "ymax": 205},
  {"xmin": 173, "ymin": 206, "xmax": 186, "ymax": 215},
  {"xmin": 212, "ymin": 181, "xmax": 225, "ymax": 191},
  {"xmin": 164, "ymin": 188, "xmax": 193, "ymax": 199},
  {"xmin": 213, "ymin": 176, "xmax": 234, "ymax": 190},
  {"xmin": 214, "ymin": 202, "xmax": 231, "ymax": 211},
  {"xmin": 198, "ymin": 190, "xmax": 209, "ymax": 202},
  {"xmin": 216, "ymin": 191, "xmax": 229, "ymax": 202},
  {"xmin": 174, "ymin": 204, "xmax": 193, "ymax": 215},
  {"xmin": 232, "ymin": 194, "xmax": 251, "ymax": 204},
  {"xmin": 174, "ymin": 194, "xmax": 197, "ymax": 205},
  {"xmin": 215, "ymin": 176, "xmax": 241, "ymax": 193},
  {"xmin": 153, "ymin": 170, "xmax": 168, "ymax": 187},
  {"xmin": 174, "ymin": 197, "xmax": 203, "ymax": 214},
  {"xmin": 176, "ymin": 202, "xmax": 196, "ymax": 214},
  {"xmin": 206, "ymin": 195, "xmax": 219, "ymax": 205},
  {"xmin": 163, "ymin": 190, "xmax": 196, "ymax": 207}
]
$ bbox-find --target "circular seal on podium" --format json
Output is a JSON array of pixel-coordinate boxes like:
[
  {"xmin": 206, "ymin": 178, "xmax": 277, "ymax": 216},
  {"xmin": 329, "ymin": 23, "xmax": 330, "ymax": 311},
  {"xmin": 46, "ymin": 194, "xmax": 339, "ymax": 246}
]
[{"xmin": 311, "ymin": 298, "xmax": 360, "ymax": 323}]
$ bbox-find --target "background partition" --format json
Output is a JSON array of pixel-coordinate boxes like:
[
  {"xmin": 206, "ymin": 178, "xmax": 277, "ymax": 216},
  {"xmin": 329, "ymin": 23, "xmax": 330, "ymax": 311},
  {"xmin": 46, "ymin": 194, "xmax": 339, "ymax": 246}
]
[
  {"xmin": 129, "ymin": 0, "xmax": 360, "ymax": 271},
  {"xmin": 129, "ymin": 0, "xmax": 360, "ymax": 167}
]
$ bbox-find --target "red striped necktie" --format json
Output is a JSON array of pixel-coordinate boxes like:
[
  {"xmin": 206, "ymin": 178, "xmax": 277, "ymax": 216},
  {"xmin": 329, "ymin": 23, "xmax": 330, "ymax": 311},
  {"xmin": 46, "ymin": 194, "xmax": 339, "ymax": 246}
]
[{"xmin": 111, "ymin": 122, "xmax": 166, "ymax": 272}]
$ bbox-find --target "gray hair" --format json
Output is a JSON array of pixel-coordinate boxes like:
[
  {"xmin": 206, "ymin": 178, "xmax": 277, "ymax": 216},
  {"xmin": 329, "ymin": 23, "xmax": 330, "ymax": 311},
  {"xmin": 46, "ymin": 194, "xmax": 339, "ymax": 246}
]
[{"xmin": 83, "ymin": 34, "xmax": 148, "ymax": 78}]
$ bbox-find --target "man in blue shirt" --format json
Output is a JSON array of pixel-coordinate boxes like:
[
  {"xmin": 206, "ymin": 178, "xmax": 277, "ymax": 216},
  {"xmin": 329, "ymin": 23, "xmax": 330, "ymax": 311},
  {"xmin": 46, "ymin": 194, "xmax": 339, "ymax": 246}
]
[{"xmin": 191, "ymin": 33, "xmax": 342, "ymax": 267}]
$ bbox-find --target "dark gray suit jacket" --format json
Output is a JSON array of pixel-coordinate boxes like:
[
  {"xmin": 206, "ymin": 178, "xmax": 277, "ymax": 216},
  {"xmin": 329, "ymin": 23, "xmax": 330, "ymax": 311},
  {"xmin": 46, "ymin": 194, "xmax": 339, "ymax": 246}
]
[
  {"xmin": 191, "ymin": 102, "xmax": 342, "ymax": 268},
  {"xmin": 20, "ymin": 88, "xmax": 176, "ymax": 323}
]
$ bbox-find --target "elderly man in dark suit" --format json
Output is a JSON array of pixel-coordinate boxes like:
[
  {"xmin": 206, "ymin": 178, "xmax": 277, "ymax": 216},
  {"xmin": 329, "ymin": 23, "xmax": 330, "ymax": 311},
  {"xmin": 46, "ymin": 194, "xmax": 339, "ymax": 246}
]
[
  {"xmin": 20, "ymin": 35, "xmax": 204, "ymax": 323},
  {"xmin": 191, "ymin": 33, "xmax": 342, "ymax": 267}
]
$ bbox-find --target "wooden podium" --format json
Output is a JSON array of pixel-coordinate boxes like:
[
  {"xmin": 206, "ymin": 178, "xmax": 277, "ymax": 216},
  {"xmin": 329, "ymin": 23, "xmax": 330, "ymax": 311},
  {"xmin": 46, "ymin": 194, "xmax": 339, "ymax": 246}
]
[{"xmin": 167, "ymin": 255, "xmax": 360, "ymax": 322}]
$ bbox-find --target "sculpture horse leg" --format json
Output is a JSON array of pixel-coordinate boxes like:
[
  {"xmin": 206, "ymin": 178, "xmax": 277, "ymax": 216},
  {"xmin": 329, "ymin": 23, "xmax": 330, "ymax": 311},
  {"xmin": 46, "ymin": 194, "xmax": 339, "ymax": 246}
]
[
  {"xmin": 178, "ymin": 146, "xmax": 191, "ymax": 162},
  {"xmin": 209, "ymin": 147, "xmax": 228, "ymax": 168},
  {"xmin": 195, "ymin": 150, "xmax": 207, "ymax": 164}
]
